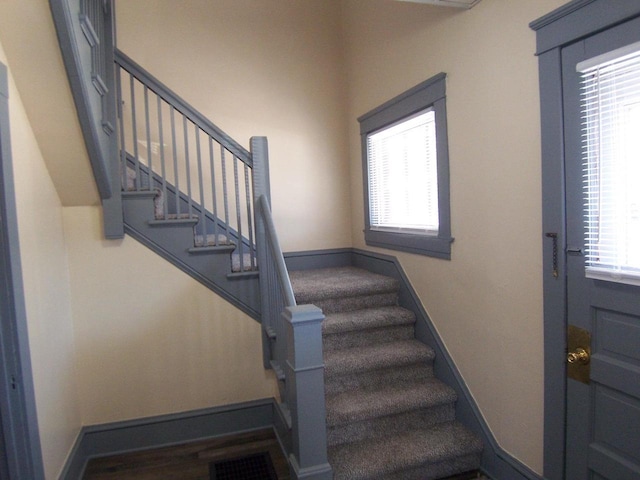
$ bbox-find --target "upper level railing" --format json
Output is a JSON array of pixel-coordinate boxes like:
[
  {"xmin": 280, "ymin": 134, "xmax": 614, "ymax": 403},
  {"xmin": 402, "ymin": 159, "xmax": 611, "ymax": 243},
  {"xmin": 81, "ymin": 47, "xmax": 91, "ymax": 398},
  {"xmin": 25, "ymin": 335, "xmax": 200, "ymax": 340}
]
[{"xmin": 115, "ymin": 50, "xmax": 256, "ymax": 272}]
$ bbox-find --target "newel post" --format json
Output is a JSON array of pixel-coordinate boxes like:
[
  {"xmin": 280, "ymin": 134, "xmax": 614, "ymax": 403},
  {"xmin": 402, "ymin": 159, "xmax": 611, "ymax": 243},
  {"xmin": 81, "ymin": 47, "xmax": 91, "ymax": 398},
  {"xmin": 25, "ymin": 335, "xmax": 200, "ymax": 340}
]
[
  {"xmin": 250, "ymin": 136, "xmax": 271, "ymax": 203},
  {"xmin": 251, "ymin": 136, "xmax": 272, "ymax": 368},
  {"xmin": 283, "ymin": 305, "xmax": 333, "ymax": 480}
]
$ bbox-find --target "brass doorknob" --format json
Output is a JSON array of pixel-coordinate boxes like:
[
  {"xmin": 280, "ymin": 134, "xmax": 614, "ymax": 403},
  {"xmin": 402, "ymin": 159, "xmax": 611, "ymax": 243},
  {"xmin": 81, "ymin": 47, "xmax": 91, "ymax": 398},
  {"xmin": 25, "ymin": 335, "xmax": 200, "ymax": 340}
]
[{"xmin": 567, "ymin": 347, "xmax": 590, "ymax": 365}]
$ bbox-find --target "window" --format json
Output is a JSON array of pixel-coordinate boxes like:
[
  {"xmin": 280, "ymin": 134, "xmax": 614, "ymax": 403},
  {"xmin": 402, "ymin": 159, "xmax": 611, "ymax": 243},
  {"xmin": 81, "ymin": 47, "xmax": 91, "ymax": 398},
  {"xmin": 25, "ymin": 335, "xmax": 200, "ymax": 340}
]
[
  {"xmin": 358, "ymin": 73, "xmax": 452, "ymax": 259},
  {"xmin": 368, "ymin": 109, "xmax": 439, "ymax": 233},
  {"xmin": 579, "ymin": 41, "xmax": 640, "ymax": 285}
]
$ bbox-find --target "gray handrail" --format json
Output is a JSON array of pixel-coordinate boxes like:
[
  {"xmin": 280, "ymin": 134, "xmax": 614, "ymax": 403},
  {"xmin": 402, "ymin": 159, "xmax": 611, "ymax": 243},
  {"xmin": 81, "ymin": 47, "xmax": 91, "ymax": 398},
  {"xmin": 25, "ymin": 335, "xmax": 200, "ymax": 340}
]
[
  {"xmin": 255, "ymin": 191, "xmax": 331, "ymax": 478},
  {"xmin": 115, "ymin": 49, "xmax": 252, "ymax": 165},
  {"xmin": 258, "ymin": 195, "xmax": 296, "ymax": 307}
]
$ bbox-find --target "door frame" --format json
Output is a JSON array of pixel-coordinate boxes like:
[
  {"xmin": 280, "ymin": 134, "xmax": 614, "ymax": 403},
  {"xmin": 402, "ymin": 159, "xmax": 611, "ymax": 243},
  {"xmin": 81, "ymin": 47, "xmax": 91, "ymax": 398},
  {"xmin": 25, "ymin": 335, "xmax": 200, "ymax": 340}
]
[
  {"xmin": 530, "ymin": 1, "xmax": 640, "ymax": 479},
  {"xmin": 0, "ymin": 61, "xmax": 45, "ymax": 479}
]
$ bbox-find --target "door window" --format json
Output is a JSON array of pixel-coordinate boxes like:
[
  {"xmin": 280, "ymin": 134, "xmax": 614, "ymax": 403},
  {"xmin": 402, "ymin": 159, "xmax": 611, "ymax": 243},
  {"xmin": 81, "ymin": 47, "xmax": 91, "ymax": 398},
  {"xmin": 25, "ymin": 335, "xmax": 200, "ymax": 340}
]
[{"xmin": 579, "ymin": 42, "xmax": 640, "ymax": 285}]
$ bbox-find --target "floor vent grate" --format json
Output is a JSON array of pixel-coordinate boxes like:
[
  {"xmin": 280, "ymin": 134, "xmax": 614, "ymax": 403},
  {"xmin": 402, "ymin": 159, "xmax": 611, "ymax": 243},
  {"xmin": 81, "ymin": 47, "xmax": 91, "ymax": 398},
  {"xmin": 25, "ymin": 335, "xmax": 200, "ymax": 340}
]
[{"xmin": 210, "ymin": 452, "xmax": 277, "ymax": 480}]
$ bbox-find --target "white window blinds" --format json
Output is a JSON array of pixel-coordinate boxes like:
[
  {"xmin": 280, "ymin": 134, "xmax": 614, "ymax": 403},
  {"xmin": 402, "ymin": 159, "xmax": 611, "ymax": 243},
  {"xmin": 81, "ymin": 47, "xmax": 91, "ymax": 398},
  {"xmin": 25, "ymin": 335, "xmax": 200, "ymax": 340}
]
[
  {"xmin": 579, "ymin": 42, "xmax": 640, "ymax": 285},
  {"xmin": 367, "ymin": 109, "xmax": 439, "ymax": 233}
]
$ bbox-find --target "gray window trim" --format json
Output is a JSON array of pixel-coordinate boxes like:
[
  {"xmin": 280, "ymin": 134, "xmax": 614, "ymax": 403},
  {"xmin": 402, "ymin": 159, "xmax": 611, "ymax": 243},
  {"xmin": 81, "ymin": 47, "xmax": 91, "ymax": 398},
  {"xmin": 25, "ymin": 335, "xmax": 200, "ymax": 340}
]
[{"xmin": 358, "ymin": 73, "xmax": 453, "ymax": 260}]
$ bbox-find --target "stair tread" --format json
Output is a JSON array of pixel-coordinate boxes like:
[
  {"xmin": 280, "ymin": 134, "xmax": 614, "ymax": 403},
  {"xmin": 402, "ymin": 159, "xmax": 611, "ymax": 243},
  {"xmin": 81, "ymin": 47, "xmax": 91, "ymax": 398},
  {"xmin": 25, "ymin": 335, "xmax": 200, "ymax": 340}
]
[
  {"xmin": 326, "ymin": 378, "xmax": 456, "ymax": 426},
  {"xmin": 323, "ymin": 306, "xmax": 415, "ymax": 335},
  {"xmin": 156, "ymin": 213, "xmax": 199, "ymax": 220},
  {"xmin": 328, "ymin": 422, "xmax": 483, "ymax": 480},
  {"xmin": 148, "ymin": 217, "xmax": 198, "ymax": 226},
  {"xmin": 324, "ymin": 339, "xmax": 434, "ymax": 377},
  {"xmin": 290, "ymin": 267, "xmax": 399, "ymax": 304},
  {"xmin": 188, "ymin": 245, "xmax": 236, "ymax": 254},
  {"xmin": 227, "ymin": 270, "xmax": 259, "ymax": 279}
]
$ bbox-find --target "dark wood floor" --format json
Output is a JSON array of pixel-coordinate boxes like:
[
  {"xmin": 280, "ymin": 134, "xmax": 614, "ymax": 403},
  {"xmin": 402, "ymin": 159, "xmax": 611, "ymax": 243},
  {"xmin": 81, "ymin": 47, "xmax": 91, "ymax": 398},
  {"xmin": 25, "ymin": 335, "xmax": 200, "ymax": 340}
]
[
  {"xmin": 83, "ymin": 428, "xmax": 487, "ymax": 480},
  {"xmin": 83, "ymin": 428, "xmax": 290, "ymax": 480}
]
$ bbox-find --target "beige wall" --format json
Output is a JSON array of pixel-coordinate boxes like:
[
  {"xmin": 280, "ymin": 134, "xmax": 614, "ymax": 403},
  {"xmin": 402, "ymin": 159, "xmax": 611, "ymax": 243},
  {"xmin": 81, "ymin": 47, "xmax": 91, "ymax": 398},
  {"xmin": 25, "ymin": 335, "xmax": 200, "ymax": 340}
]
[
  {"xmin": 343, "ymin": 0, "xmax": 565, "ymax": 473},
  {"xmin": 117, "ymin": 0, "xmax": 571, "ymax": 472},
  {"xmin": 0, "ymin": 0, "xmax": 574, "ymax": 476},
  {"xmin": 0, "ymin": 41, "xmax": 82, "ymax": 479},
  {"xmin": 116, "ymin": 0, "xmax": 352, "ymax": 252},
  {"xmin": 63, "ymin": 206, "xmax": 278, "ymax": 425}
]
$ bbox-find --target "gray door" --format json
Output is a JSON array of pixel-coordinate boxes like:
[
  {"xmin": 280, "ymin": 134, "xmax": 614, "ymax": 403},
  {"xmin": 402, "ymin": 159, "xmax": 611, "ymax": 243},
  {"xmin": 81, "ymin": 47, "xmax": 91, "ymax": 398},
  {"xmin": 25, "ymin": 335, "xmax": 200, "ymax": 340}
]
[{"xmin": 562, "ymin": 16, "xmax": 640, "ymax": 480}]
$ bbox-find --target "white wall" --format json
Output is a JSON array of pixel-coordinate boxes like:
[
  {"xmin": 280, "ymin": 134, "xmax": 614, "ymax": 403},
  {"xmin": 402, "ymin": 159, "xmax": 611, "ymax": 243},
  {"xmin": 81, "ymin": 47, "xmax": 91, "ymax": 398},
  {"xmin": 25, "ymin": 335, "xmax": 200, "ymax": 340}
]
[
  {"xmin": 116, "ymin": 0, "xmax": 353, "ymax": 252},
  {"xmin": 0, "ymin": 40, "xmax": 82, "ymax": 480},
  {"xmin": 63, "ymin": 206, "xmax": 278, "ymax": 425},
  {"xmin": 343, "ymin": 0, "xmax": 565, "ymax": 473}
]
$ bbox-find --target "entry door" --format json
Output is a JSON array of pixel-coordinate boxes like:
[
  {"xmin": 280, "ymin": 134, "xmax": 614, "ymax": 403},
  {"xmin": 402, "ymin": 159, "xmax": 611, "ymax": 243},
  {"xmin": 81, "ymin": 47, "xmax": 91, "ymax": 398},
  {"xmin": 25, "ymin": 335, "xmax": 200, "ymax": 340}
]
[{"xmin": 562, "ymin": 16, "xmax": 640, "ymax": 480}]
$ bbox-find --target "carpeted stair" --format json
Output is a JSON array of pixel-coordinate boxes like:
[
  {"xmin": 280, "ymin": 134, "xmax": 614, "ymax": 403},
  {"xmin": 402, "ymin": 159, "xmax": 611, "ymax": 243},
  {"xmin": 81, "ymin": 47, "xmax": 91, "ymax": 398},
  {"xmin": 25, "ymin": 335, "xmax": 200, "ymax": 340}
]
[{"xmin": 289, "ymin": 266, "xmax": 483, "ymax": 480}]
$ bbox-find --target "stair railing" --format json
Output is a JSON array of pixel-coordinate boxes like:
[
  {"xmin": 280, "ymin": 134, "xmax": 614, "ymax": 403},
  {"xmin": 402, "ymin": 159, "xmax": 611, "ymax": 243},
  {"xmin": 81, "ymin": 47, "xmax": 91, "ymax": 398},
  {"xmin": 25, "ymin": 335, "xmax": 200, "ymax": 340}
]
[
  {"xmin": 115, "ymin": 48, "xmax": 331, "ymax": 478},
  {"xmin": 252, "ymin": 138, "xmax": 332, "ymax": 480},
  {"xmin": 115, "ymin": 49, "xmax": 256, "ymax": 273}
]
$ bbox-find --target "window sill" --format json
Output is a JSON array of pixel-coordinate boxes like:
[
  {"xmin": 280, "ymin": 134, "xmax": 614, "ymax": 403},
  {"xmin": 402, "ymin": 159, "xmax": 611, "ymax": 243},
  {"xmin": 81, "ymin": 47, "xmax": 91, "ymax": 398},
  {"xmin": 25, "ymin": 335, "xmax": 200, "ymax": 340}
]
[{"xmin": 364, "ymin": 228, "xmax": 453, "ymax": 260}]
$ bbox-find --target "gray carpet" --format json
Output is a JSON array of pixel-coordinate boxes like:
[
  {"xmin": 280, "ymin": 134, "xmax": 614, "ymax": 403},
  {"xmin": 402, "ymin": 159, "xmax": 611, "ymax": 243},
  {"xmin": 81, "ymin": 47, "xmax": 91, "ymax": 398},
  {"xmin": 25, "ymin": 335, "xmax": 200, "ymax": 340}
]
[{"xmin": 290, "ymin": 266, "xmax": 483, "ymax": 480}]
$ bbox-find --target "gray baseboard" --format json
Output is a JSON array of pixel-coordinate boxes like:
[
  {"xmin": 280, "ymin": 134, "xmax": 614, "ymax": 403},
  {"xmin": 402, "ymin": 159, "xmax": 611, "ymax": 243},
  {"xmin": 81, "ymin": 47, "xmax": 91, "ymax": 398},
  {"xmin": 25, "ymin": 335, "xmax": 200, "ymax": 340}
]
[
  {"xmin": 58, "ymin": 398, "xmax": 275, "ymax": 480},
  {"xmin": 284, "ymin": 248, "xmax": 353, "ymax": 271},
  {"xmin": 284, "ymin": 247, "xmax": 543, "ymax": 480}
]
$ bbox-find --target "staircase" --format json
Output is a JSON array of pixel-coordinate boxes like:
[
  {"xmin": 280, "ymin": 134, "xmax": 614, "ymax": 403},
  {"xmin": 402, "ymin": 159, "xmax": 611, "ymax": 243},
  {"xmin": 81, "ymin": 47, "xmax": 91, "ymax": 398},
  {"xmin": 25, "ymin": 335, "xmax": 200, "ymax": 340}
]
[
  {"xmin": 52, "ymin": 5, "xmax": 487, "ymax": 476},
  {"xmin": 290, "ymin": 266, "xmax": 483, "ymax": 479}
]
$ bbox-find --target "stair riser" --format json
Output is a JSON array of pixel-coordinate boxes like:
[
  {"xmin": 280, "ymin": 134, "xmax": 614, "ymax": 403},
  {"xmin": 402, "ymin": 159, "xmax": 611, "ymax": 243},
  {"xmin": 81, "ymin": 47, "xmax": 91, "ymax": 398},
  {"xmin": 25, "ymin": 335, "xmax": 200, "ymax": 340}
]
[
  {"xmin": 323, "ymin": 325, "xmax": 414, "ymax": 351},
  {"xmin": 377, "ymin": 454, "xmax": 483, "ymax": 480},
  {"xmin": 325, "ymin": 350, "xmax": 434, "ymax": 379},
  {"xmin": 323, "ymin": 307, "xmax": 416, "ymax": 337},
  {"xmin": 327, "ymin": 404, "xmax": 455, "ymax": 447},
  {"xmin": 194, "ymin": 234, "xmax": 233, "ymax": 248},
  {"xmin": 324, "ymin": 364, "xmax": 434, "ymax": 396},
  {"xmin": 123, "ymin": 191, "xmax": 162, "ymax": 222},
  {"xmin": 311, "ymin": 292, "xmax": 398, "ymax": 314}
]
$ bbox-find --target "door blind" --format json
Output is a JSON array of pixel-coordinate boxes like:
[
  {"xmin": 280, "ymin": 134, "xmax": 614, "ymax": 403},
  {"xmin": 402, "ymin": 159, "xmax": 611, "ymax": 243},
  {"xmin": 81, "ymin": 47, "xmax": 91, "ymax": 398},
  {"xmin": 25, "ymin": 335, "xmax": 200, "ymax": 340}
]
[
  {"xmin": 367, "ymin": 109, "xmax": 439, "ymax": 233},
  {"xmin": 579, "ymin": 42, "xmax": 640, "ymax": 285}
]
